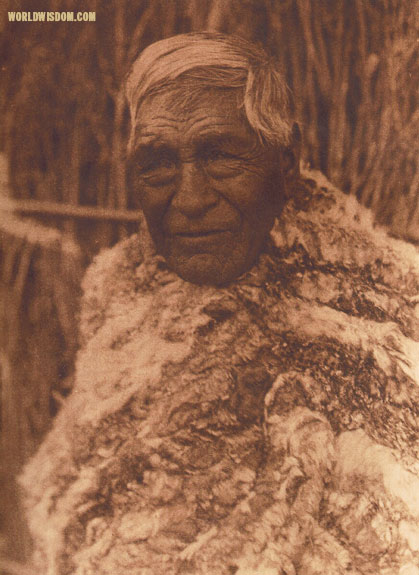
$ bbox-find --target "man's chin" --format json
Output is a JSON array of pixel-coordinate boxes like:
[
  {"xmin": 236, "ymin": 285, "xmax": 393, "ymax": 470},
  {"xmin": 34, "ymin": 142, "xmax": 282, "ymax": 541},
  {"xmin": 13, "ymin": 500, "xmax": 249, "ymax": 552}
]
[{"xmin": 166, "ymin": 253, "xmax": 244, "ymax": 286}]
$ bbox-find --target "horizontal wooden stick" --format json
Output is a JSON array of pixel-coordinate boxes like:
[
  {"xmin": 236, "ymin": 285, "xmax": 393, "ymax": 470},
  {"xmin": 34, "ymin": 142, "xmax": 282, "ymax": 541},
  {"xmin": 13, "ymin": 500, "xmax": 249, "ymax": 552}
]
[{"xmin": 1, "ymin": 198, "xmax": 142, "ymax": 222}]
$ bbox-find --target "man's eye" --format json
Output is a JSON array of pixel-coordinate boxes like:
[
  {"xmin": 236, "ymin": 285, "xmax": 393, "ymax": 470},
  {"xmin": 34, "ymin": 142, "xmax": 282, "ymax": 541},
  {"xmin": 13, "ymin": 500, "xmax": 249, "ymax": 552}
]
[
  {"xmin": 203, "ymin": 149, "xmax": 243, "ymax": 179},
  {"xmin": 138, "ymin": 157, "xmax": 176, "ymax": 185},
  {"xmin": 205, "ymin": 149, "xmax": 232, "ymax": 161}
]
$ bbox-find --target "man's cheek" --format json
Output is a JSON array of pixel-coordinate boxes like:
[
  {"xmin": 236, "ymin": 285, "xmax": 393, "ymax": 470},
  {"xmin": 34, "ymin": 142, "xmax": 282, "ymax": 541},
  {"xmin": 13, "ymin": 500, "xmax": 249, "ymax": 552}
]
[{"xmin": 225, "ymin": 184, "xmax": 272, "ymax": 215}]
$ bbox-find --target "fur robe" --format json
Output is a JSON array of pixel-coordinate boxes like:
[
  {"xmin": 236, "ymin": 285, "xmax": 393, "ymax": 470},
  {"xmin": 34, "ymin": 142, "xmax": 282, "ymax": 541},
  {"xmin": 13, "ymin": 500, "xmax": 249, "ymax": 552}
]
[{"xmin": 20, "ymin": 170, "xmax": 419, "ymax": 575}]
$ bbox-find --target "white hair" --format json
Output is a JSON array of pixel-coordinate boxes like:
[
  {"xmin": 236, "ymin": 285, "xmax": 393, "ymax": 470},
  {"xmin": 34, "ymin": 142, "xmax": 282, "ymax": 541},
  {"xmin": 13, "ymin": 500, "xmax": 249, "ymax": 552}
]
[{"xmin": 126, "ymin": 32, "xmax": 293, "ymax": 150}]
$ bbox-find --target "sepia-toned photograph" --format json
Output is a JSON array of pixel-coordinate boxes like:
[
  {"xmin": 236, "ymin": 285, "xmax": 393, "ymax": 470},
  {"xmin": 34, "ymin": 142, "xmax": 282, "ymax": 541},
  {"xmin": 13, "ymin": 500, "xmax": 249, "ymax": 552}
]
[{"xmin": 0, "ymin": 1, "xmax": 418, "ymax": 574}]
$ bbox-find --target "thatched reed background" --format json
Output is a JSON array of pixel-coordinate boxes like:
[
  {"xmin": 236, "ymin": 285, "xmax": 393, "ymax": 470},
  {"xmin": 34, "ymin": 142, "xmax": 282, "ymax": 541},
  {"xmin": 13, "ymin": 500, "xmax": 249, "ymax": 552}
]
[{"xmin": 0, "ymin": 0, "xmax": 418, "ymax": 567}]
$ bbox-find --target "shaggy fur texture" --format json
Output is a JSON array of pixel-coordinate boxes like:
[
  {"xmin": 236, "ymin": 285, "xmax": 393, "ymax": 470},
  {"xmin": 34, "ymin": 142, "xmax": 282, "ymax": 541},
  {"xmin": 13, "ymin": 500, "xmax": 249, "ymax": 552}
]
[{"xmin": 20, "ymin": 170, "xmax": 419, "ymax": 575}]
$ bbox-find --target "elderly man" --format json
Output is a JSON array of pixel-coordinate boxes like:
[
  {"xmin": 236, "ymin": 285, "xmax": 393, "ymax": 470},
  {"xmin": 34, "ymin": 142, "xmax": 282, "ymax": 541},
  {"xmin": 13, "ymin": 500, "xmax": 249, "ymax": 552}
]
[{"xmin": 21, "ymin": 33, "xmax": 418, "ymax": 575}]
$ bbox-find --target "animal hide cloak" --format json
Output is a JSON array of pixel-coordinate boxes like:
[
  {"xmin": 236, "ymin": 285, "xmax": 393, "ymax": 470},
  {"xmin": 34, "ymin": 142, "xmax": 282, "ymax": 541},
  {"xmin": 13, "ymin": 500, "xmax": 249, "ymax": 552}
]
[{"xmin": 20, "ymin": 170, "xmax": 419, "ymax": 575}]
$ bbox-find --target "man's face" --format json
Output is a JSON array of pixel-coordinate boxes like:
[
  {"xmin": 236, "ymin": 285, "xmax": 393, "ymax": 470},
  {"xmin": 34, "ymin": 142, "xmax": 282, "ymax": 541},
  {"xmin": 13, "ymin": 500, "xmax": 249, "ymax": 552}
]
[{"xmin": 130, "ymin": 88, "xmax": 280, "ymax": 285}]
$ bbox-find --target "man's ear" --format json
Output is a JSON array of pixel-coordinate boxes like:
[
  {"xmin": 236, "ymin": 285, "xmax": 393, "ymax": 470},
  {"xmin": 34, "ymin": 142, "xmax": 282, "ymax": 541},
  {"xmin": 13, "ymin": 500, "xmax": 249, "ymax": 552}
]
[{"xmin": 272, "ymin": 122, "xmax": 301, "ymax": 215}]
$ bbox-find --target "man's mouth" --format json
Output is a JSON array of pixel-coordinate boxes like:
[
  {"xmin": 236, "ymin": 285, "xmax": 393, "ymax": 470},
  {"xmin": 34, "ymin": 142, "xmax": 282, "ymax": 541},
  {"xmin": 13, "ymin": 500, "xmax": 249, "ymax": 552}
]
[{"xmin": 169, "ymin": 229, "xmax": 232, "ymax": 249}]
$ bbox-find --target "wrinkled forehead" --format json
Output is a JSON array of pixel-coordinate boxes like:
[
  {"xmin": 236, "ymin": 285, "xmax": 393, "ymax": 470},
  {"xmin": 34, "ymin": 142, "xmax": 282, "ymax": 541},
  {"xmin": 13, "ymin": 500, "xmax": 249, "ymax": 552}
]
[{"xmin": 131, "ymin": 85, "xmax": 254, "ymax": 151}]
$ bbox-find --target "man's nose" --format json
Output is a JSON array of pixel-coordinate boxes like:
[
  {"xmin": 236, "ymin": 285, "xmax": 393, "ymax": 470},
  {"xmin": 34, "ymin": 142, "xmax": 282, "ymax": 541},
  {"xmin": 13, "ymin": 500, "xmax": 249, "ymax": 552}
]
[{"xmin": 172, "ymin": 161, "xmax": 218, "ymax": 217}]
